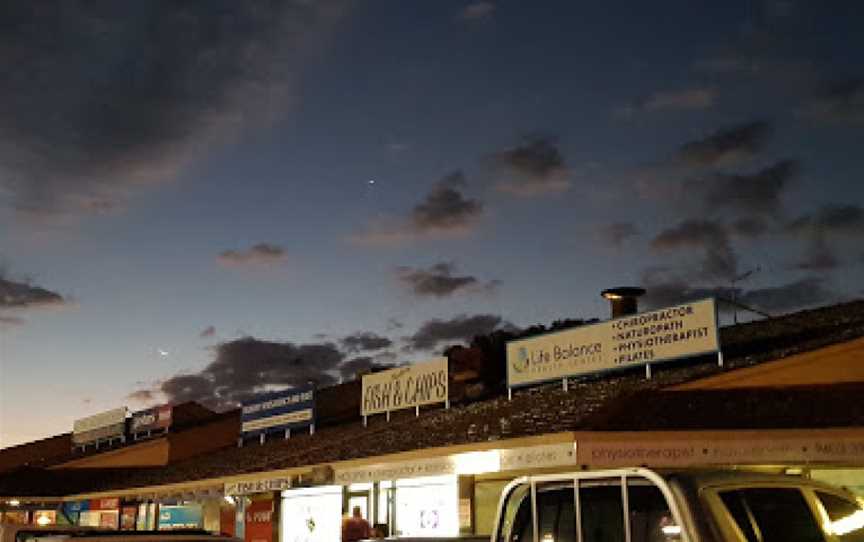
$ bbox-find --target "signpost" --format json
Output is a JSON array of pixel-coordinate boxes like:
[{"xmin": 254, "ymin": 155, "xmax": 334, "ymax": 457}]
[
  {"xmin": 506, "ymin": 299, "xmax": 720, "ymax": 392},
  {"xmin": 72, "ymin": 407, "xmax": 128, "ymax": 448},
  {"xmin": 241, "ymin": 385, "xmax": 315, "ymax": 444},
  {"xmin": 361, "ymin": 357, "xmax": 448, "ymax": 424},
  {"xmin": 130, "ymin": 404, "xmax": 173, "ymax": 439}
]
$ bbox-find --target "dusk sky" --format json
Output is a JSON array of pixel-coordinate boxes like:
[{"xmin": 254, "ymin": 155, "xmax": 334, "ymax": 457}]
[{"xmin": 1, "ymin": 1, "xmax": 863, "ymax": 447}]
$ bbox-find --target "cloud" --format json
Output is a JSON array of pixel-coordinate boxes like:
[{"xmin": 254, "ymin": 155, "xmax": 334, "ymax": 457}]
[
  {"xmin": 729, "ymin": 217, "xmax": 768, "ymax": 238},
  {"xmin": 406, "ymin": 313, "xmax": 512, "ymax": 351},
  {"xmin": 651, "ymin": 219, "xmax": 738, "ymax": 281},
  {"xmin": 127, "ymin": 389, "xmax": 156, "ymax": 403},
  {"xmin": 338, "ymin": 356, "xmax": 375, "ymax": 379},
  {"xmin": 676, "ymin": 121, "xmax": 772, "ymax": 168},
  {"xmin": 802, "ymin": 79, "xmax": 864, "ymax": 125},
  {"xmin": 0, "ymin": 2, "xmax": 346, "ymax": 219},
  {"xmin": 641, "ymin": 272, "xmax": 832, "ymax": 315},
  {"xmin": 598, "ymin": 222, "xmax": 639, "ymax": 247},
  {"xmin": 351, "ymin": 171, "xmax": 483, "ymax": 246},
  {"xmin": 699, "ymin": 160, "xmax": 798, "ymax": 215},
  {"xmin": 199, "ymin": 325, "xmax": 216, "ymax": 338},
  {"xmin": 616, "ymin": 88, "xmax": 715, "ymax": 117},
  {"xmin": 787, "ymin": 204, "xmax": 864, "ymax": 237},
  {"xmin": 0, "ymin": 274, "xmax": 66, "ymax": 309},
  {"xmin": 396, "ymin": 262, "xmax": 499, "ymax": 298},
  {"xmin": 786, "ymin": 204, "xmax": 864, "ymax": 270},
  {"xmin": 492, "ymin": 136, "xmax": 571, "ymax": 197},
  {"xmin": 340, "ymin": 332, "xmax": 393, "ymax": 353},
  {"xmin": 0, "ymin": 315, "xmax": 26, "ymax": 328},
  {"xmin": 459, "ymin": 2, "xmax": 495, "ymax": 21},
  {"xmin": 141, "ymin": 336, "xmax": 344, "ymax": 410},
  {"xmin": 218, "ymin": 243, "xmax": 287, "ymax": 267}
]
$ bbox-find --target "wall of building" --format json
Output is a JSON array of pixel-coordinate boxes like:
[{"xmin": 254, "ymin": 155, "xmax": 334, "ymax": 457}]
[
  {"xmin": 168, "ymin": 411, "xmax": 240, "ymax": 463},
  {"xmin": 53, "ymin": 438, "xmax": 170, "ymax": 468}
]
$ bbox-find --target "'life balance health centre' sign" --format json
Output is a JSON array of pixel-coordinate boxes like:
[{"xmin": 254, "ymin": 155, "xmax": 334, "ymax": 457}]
[{"xmin": 507, "ymin": 298, "xmax": 719, "ymax": 387}]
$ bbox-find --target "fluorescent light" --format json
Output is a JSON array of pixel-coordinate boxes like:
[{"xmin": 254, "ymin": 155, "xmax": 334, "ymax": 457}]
[
  {"xmin": 453, "ymin": 450, "xmax": 501, "ymax": 475},
  {"xmin": 8, "ymin": 499, "xmax": 20, "ymax": 507}
]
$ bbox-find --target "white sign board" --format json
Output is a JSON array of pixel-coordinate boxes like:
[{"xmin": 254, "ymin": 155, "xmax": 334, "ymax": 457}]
[
  {"xmin": 507, "ymin": 299, "xmax": 719, "ymax": 387},
  {"xmin": 224, "ymin": 478, "xmax": 292, "ymax": 496},
  {"xmin": 72, "ymin": 407, "xmax": 128, "ymax": 445},
  {"xmin": 334, "ymin": 443, "xmax": 577, "ymax": 484},
  {"xmin": 361, "ymin": 357, "xmax": 448, "ymax": 416}
]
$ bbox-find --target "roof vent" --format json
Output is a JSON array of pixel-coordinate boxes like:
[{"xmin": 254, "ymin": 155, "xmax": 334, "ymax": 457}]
[{"xmin": 601, "ymin": 287, "xmax": 646, "ymax": 318}]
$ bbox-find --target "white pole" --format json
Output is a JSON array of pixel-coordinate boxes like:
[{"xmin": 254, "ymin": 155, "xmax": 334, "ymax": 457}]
[{"xmin": 645, "ymin": 363, "xmax": 652, "ymax": 380}]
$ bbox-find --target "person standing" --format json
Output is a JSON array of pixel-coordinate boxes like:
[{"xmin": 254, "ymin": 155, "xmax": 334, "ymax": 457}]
[{"xmin": 342, "ymin": 506, "xmax": 372, "ymax": 542}]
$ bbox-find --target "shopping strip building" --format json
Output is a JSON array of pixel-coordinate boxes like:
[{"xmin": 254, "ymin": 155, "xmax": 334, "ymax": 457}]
[{"xmin": 2, "ymin": 298, "xmax": 864, "ymax": 541}]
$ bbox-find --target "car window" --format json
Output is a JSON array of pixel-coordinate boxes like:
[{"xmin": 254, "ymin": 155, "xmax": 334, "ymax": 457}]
[
  {"xmin": 718, "ymin": 488, "xmax": 825, "ymax": 542},
  {"xmin": 628, "ymin": 481, "xmax": 679, "ymax": 542},
  {"xmin": 816, "ymin": 491, "xmax": 864, "ymax": 542},
  {"xmin": 497, "ymin": 484, "xmax": 532, "ymax": 542},
  {"xmin": 536, "ymin": 485, "xmax": 575, "ymax": 542},
  {"xmin": 580, "ymin": 481, "xmax": 625, "ymax": 542}
]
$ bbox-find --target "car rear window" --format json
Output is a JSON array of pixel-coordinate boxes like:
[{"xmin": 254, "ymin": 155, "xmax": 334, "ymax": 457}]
[{"xmin": 718, "ymin": 488, "xmax": 824, "ymax": 542}]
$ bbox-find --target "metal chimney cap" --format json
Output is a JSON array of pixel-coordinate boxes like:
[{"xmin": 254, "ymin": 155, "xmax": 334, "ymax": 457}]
[{"xmin": 601, "ymin": 287, "xmax": 646, "ymax": 300}]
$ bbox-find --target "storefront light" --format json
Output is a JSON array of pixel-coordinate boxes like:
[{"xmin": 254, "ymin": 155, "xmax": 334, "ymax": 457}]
[
  {"xmin": 223, "ymin": 496, "xmax": 235, "ymax": 505},
  {"xmin": 8, "ymin": 499, "xmax": 20, "ymax": 507},
  {"xmin": 453, "ymin": 450, "xmax": 501, "ymax": 475},
  {"xmin": 36, "ymin": 515, "xmax": 52, "ymax": 526}
]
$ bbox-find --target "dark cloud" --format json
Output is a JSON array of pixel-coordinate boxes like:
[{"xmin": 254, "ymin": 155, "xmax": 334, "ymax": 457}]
[
  {"xmin": 641, "ymin": 272, "xmax": 832, "ymax": 316},
  {"xmin": 794, "ymin": 238, "xmax": 838, "ymax": 271},
  {"xmin": 352, "ymin": 171, "xmax": 483, "ymax": 245},
  {"xmin": 340, "ymin": 332, "xmax": 392, "ymax": 353},
  {"xmin": 787, "ymin": 204, "xmax": 864, "ymax": 237},
  {"xmin": 0, "ymin": 275, "xmax": 66, "ymax": 309},
  {"xmin": 598, "ymin": 222, "xmax": 639, "ymax": 247},
  {"xmin": 651, "ymin": 219, "xmax": 738, "ymax": 281},
  {"xmin": 492, "ymin": 136, "xmax": 571, "ymax": 196},
  {"xmin": 126, "ymin": 389, "xmax": 156, "ymax": 403},
  {"xmin": 803, "ymin": 79, "xmax": 864, "ymax": 125},
  {"xmin": 700, "ymin": 160, "xmax": 798, "ymax": 215},
  {"xmin": 676, "ymin": 121, "xmax": 772, "ymax": 167},
  {"xmin": 459, "ymin": 2, "xmax": 495, "ymax": 21},
  {"xmin": 786, "ymin": 204, "xmax": 864, "ymax": 271},
  {"xmin": 729, "ymin": 217, "xmax": 769, "ymax": 238},
  {"xmin": 396, "ymin": 262, "xmax": 498, "ymax": 298},
  {"xmin": 199, "ymin": 325, "xmax": 216, "ymax": 338},
  {"xmin": 338, "ymin": 356, "xmax": 374, "ymax": 379},
  {"xmin": 406, "ymin": 313, "xmax": 512, "ymax": 351},
  {"xmin": 0, "ymin": 2, "xmax": 346, "ymax": 218},
  {"xmin": 739, "ymin": 277, "xmax": 833, "ymax": 313},
  {"xmin": 143, "ymin": 336, "xmax": 344, "ymax": 409},
  {"xmin": 218, "ymin": 243, "xmax": 287, "ymax": 267}
]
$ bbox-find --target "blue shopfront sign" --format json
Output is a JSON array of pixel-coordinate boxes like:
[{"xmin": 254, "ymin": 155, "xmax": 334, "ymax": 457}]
[
  {"xmin": 62, "ymin": 501, "xmax": 89, "ymax": 523},
  {"xmin": 158, "ymin": 505, "xmax": 203, "ymax": 530},
  {"xmin": 241, "ymin": 385, "xmax": 315, "ymax": 437}
]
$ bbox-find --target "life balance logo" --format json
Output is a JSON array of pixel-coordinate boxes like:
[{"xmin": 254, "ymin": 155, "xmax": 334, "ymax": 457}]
[{"xmin": 511, "ymin": 347, "xmax": 530, "ymax": 373}]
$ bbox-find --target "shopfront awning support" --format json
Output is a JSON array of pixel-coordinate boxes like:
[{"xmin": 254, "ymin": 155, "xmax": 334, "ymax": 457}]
[
  {"xmin": 717, "ymin": 350, "xmax": 724, "ymax": 367},
  {"xmin": 562, "ymin": 377, "xmax": 568, "ymax": 391},
  {"xmin": 645, "ymin": 363, "xmax": 652, "ymax": 380},
  {"xmin": 508, "ymin": 387, "xmax": 512, "ymax": 401},
  {"xmin": 363, "ymin": 415, "xmax": 368, "ymax": 427}
]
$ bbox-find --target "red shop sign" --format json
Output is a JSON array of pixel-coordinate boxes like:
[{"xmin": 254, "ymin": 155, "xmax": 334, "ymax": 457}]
[{"xmin": 244, "ymin": 500, "xmax": 274, "ymax": 542}]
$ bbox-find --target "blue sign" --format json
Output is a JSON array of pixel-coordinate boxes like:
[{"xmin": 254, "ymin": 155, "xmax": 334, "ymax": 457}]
[
  {"xmin": 158, "ymin": 505, "xmax": 203, "ymax": 530},
  {"xmin": 63, "ymin": 501, "xmax": 89, "ymax": 523},
  {"xmin": 241, "ymin": 385, "xmax": 315, "ymax": 437}
]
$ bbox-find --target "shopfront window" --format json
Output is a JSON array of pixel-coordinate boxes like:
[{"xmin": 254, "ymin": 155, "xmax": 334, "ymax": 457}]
[
  {"xmin": 281, "ymin": 486, "xmax": 343, "ymax": 542},
  {"xmin": 393, "ymin": 475, "xmax": 459, "ymax": 538}
]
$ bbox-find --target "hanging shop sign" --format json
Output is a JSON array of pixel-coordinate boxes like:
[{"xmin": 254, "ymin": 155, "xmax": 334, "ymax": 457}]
[
  {"xmin": 225, "ymin": 478, "xmax": 292, "ymax": 496},
  {"xmin": 130, "ymin": 404, "xmax": 173, "ymax": 434},
  {"xmin": 361, "ymin": 357, "xmax": 448, "ymax": 417},
  {"xmin": 158, "ymin": 505, "xmax": 203, "ymax": 530},
  {"xmin": 241, "ymin": 386, "xmax": 315, "ymax": 437},
  {"xmin": 507, "ymin": 298, "xmax": 719, "ymax": 387},
  {"xmin": 72, "ymin": 407, "xmax": 128, "ymax": 445}
]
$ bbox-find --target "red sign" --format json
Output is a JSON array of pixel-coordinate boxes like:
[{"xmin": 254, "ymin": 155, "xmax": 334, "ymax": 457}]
[
  {"xmin": 244, "ymin": 500, "xmax": 274, "ymax": 542},
  {"xmin": 90, "ymin": 498, "xmax": 120, "ymax": 510}
]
